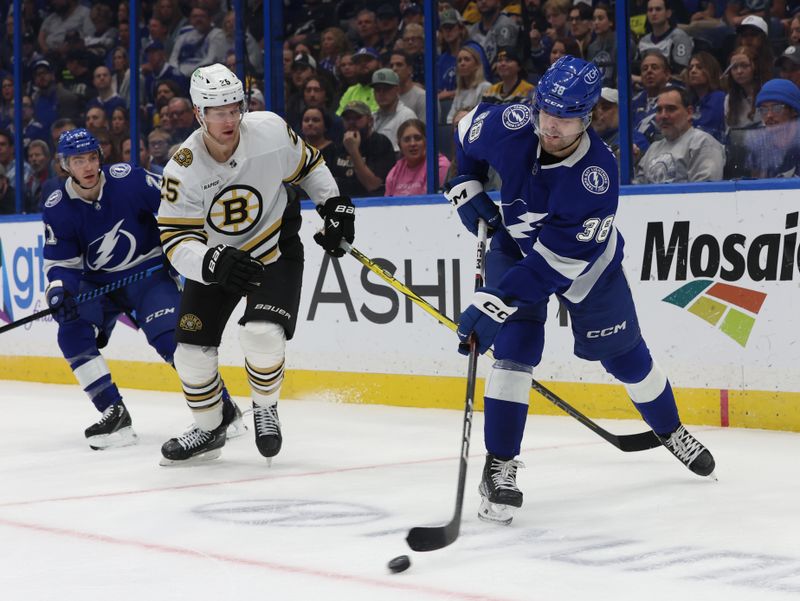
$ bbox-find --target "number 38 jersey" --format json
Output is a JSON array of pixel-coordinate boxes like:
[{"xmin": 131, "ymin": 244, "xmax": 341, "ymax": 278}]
[
  {"xmin": 157, "ymin": 111, "xmax": 339, "ymax": 284},
  {"xmin": 455, "ymin": 102, "xmax": 626, "ymax": 307}
]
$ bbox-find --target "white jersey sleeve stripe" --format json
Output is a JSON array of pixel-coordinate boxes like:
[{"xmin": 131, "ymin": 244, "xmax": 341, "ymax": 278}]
[
  {"xmin": 44, "ymin": 256, "xmax": 83, "ymax": 279},
  {"xmin": 531, "ymin": 238, "xmax": 589, "ymax": 281},
  {"xmin": 562, "ymin": 228, "xmax": 618, "ymax": 304},
  {"xmin": 457, "ymin": 105, "xmax": 481, "ymax": 146}
]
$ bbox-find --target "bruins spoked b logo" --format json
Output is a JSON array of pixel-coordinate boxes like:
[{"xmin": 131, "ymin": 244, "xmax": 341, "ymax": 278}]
[{"xmin": 207, "ymin": 185, "xmax": 263, "ymax": 235}]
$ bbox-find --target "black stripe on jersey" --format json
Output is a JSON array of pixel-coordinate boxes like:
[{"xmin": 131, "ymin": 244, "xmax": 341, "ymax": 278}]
[
  {"xmin": 283, "ymin": 140, "xmax": 322, "ymax": 185},
  {"xmin": 162, "ymin": 231, "xmax": 209, "ymax": 260}
]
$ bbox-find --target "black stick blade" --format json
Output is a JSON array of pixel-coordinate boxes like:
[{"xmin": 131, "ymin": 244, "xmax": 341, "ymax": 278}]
[
  {"xmin": 617, "ymin": 430, "xmax": 662, "ymax": 452},
  {"xmin": 406, "ymin": 520, "xmax": 460, "ymax": 552}
]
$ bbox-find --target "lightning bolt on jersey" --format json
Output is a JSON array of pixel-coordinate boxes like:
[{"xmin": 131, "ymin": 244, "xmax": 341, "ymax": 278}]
[
  {"xmin": 455, "ymin": 102, "xmax": 625, "ymax": 306},
  {"xmin": 42, "ymin": 164, "xmax": 164, "ymax": 291},
  {"xmin": 157, "ymin": 111, "xmax": 339, "ymax": 284}
]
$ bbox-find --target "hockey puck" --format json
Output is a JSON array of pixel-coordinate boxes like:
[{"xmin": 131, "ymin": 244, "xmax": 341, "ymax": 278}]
[{"xmin": 387, "ymin": 554, "xmax": 411, "ymax": 573}]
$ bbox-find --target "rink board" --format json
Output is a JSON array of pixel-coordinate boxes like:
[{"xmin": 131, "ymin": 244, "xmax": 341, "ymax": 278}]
[{"xmin": 0, "ymin": 190, "xmax": 798, "ymax": 431}]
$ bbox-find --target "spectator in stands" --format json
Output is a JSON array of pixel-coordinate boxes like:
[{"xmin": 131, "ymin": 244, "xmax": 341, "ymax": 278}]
[
  {"xmin": 569, "ymin": 3, "xmax": 595, "ymax": 58},
  {"xmin": 92, "ymin": 127, "xmax": 117, "ymax": 164},
  {"xmin": 155, "ymin": 0, "xmax": 188, "ymax": 53},
  {"xmin": 337, "ymin": 47, "xmax": 380, "ymax": 115},
  {"xmin": 110, "ymin": 106, "xmax": 129, "ymax": 149},
  {"xmin": 484, "ymin": 47, "xmax": 534, "ymax": 105},
  {"xmin": 745, "ymin": 79, "xmax": 800, "ymax": 177},
  {"xmin": 300, "ymin": 107, "xmax": 337, "ymax": 169},
  {"xmin": 169, "ymin": 6, "xmax": 227, "ymax": 78},
  {"xmin": 447, "ymin": 42, "xmax": 492, "ymax": 123},
  {"xmin": 469, "ymin": 0, "xmax": 521, "ymax": 65},
  {"xmin": 142, "ymin": 42, "xmax": 188, "ymax": 109},
  {"xmin": 776, "ymin": 45, "xmax": 800, "ymax": 88},
  {"xmin": 168, "ymin": 97, "xmax": 197, "ymax": 143},
  {"xmin": 371, "ymin": 68, "xmax": 417, "ymax": 152},
  {"xmin": 63, "ymin": 50, "xmax": 96, "ymax": 110},
  {"xmin": 0, "ymin": 129, "xmax": 32, "ymax": 186},
  {"xmin": 587, "ymin": 3, "xmax": 618, "ymax": 87},
  {"xmin": 593, "ymin": 87, "xmax": 621, "ymax": 153},
  {"xmin": 109, "ymin": 47, "xmax": 140, "ymax": 105},
  {"xmin": 121, "ymin": 136, "xmax": 159, "ymax": 173},
  {"xmin": 0, "ymin": 76, "xmax": 13, "ymax": 130},
  {"xmin": 285, "ymin": 53, "xmax": 319, "ymax": 129},
  {"xmin": 85, "ymin": 3, "xmax": 117, "ymax": 55},
  {"xmin": 0, "ymin": 163, "xmax": 18, "ymax": 214},
  {"xmin": 143, "ymin": 16, "xmax": 171, "ymax": 58},
  {"xmin": 31, "ymin": 60, "xmax": 81, "ymax": 133},
  {"xmin": 85, "ymin": 106, "xmax": 108, "ymax": 132},
  {"xmin": 14, "ymin": 95, "xmax": 48, "ymax": 150},
  {"xmin": 390, "ymin": 51, "xmax": 427, "ymax": 122},
  {"xmin": 147, "ymin": 128, "xmax": 173, "ymax": 168},
  {"xmin": 330, "ymin": 100, "xmax": 396, "ymax": 197},
  {"xmin": 375, "ymin": 4, "xmax": 401, "ymax": 61},
  {"xmin": 725, "ymin": 46, "xmax": 765, "ymax": 130},
  {"xmin": 532, "ymin": 0, "xmax": 571, "ymax": 74},
  {"xmin": 789, "ymin": 14, "xmax": 800, "ymax": 46},
  {"xmin": 400, "ymin": 23, "xmax": 427, "ymax": 83},
  {"xmin": 402, "ymin": 3, "xmax": 425, "ymax": 27},
  {"xmin": 319, "ymin": 27, "xmax": 350, "ymax": 75},
  {"xmin": 158, "ymin": 104, "xmax": 174, "ymax": 137},
  {"xmin": 686, "ymin": 52, "xmax": 726, "ymax": 142},
  {"xmin": 638, "ymin": 0, "xmax": 693, "ymax": 72},
  {"xmin": 336, "ymin": 52, "xmax": 359, "ymax": 93},
  {"xmin": 736, "ymin": 15, "xmax": 774, "ymax": 78},
  {"xmin": 222, "ymin": 10, "xmax": 261, "ymax": 74},
  {"xmin": 25, "ymin": 139, "xmax": 53, "ymax": 210},
  {"xmin": 248, "ymin": 89, "xmax": 266, "ymax": 112},
  {"xmin": 284, "ymin": 0, "xmax": 337, "ymax": 48},
  {"xmin": 385, "ymin": 118, "xmax": 451, "ymax": 196},
  {"xmin": 633, "ymin": 50, "xmax": 672, "ymax": 150},
  {"xmin": 354, "ymin": 9, "xmax": 382, "ymax": 51},
  {"xmin": 300, "ymin": 77, "xmax": 343, "ymax": 141},
  {"xmin": 635, "ymin": 87, "xmax": 725, "ymax": 183},
  {"xmin": 38, "ymin": 0, "xmax": 94, "ymax": 58},
  {"xmin": 88, "ymin": 66, "xmax": 126, "ymax": 121},
  {"xmin": 437, "ymin": 8, "xmax": 467, "ymax": 102},
  {"xmin": 549, "ymin": 36, "xmax": 582, "ymax": 64}
]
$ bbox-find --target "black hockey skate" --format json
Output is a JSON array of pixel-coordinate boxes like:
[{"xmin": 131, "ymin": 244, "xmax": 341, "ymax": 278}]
[
  {"xmin": 478, "ymin": 453, "xmax": 525, "ymax": 525},
  {"xmin": 658, "ymin": 424, "xmax": 716, "ymax": 478},
  {"xmin": 221, "ymin": 387, "xmax": 247, "ymax": 439},
  {"xmin": 84, "ymin": 401, "xmax": 138, "ymax": 450},
  {"xmin": 252, "ymin": 402, "xmax": 282, "ymax": 462},
  {"xmin": 159, "ymin": 398, "xmax": 237, "ymax": 466}
]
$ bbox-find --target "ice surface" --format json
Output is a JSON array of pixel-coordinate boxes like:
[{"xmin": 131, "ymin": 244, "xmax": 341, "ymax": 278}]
[{"xmin": 1, "ymin": 381, "xmax": 798, "ymax": 600}]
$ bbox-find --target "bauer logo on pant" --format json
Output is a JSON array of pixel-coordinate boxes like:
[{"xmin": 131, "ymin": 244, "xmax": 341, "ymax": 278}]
[{"xmin": 179, "ymin": 313, "xmax": 203, "ymax": 331}]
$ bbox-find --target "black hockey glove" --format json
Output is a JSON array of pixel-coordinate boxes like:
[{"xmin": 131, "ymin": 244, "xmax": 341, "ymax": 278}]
[
  {"xmin": 202, "ymin": 244, "xmax": 264, "ymax": 295},
  {"xmin": 314, "ymin": 195, "xmax": 355, "ymax": 258}
]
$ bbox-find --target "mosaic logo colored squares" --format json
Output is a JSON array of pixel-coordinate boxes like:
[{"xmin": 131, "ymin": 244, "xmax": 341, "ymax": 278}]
[{"xmin": 662, "ymin": 280, "xmax": 767, "ymax": 347}]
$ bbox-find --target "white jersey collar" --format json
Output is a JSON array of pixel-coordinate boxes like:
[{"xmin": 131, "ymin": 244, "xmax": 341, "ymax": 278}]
[
  {"xmin": 65, "ymin": 171, "xmax": 107, "ymax": 205},
  {"xmin": 537, "ymin": 131, "xmax": 591, "ymax": 169}
]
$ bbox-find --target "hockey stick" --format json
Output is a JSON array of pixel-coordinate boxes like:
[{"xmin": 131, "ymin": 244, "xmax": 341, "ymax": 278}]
[
  {"xmin": 406, "ymin": 219, "xmax": 488, "ymax": 552},
  {"xmin": 340, "ymin": 243, "xmax": 662, "ymax": 453},
  {"xmin": 0, "ymin": 264, "xmax": 164, "ymax": 335}
]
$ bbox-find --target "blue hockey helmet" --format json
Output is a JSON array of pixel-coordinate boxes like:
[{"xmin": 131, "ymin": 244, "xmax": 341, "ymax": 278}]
[
  {"xmin": 534, "ymin": 56, "xmax": 602, "ymax": 120},
  {"xmin": 57, "ymin": 128, "xmax": 103, "ymax": 171}
]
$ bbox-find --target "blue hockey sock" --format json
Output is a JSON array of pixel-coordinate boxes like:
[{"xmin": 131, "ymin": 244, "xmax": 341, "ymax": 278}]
[
  {"xmin": 633, "ymin": 379, "xmax": 680, "ymax": 436},
  {"xmin": 484, "ymin": 396, "xmax": 529, "ymax": 459}
]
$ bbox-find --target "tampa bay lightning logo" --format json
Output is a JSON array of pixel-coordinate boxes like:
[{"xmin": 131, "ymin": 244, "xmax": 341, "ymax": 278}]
[
  {"xmin": 501, "ymin": 198, "xmax": 548, "ymax": 256},
  {"xmin": 581, "ymin": 166, "xmax": 610, "ymax": 195},
  {"xmin": 87, "ymin": 219, "xmax": 139, "ymax": 271},
  {"xmin": 502, "ymin": 105, "xmax": 531, "ymax": 130},
  {"xmin": 44, "ymin": 189, "xmax": 62, "ymax": 208},
  {"xmin": 109, "ymin": 163, "xmax": 132, "ymax": 178}
]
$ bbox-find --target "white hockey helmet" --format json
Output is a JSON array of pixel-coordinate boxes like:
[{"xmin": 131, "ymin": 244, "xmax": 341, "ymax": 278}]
[{"xmin": 190, "ymin": 63, "xmax": 246, "ymax": 114}]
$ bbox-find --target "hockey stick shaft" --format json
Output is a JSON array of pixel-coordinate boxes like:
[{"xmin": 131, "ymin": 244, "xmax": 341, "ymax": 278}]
[
  {"xmin": 406, "ymin": 219, "xmax": 488, "ymax": 552},
  {"xmin": 0, "ymin": 264, "xmax": 164, "ymax": 335},
  {"xmin": 341, "ymin": 242, "xmax": 661, "ymax": 453}
]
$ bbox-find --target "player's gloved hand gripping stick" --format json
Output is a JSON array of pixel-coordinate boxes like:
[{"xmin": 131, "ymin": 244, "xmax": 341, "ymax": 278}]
[{"xmin": 0, "ymin": 264, "xmax": 164, "ymax": 335}]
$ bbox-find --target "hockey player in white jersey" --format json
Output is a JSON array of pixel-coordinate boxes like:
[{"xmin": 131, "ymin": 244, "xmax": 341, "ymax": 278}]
[
  {"xmin": 448, "ymin": 56, "xmax": 716, "ymax": 524},
  {"xmin": 157, "ymin": 64, "xmax": 354, "ymax": 465}
]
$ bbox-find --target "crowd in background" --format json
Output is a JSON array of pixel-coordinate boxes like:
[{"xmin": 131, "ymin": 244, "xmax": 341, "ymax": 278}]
[{"xmin": 2, "ymin": 0, "xmax": 800, "ymax": 214}]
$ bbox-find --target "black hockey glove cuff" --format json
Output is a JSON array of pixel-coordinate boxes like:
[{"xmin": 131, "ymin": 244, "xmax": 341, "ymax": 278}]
[
  {"xmin": 202, "ymin": 244, "xmax": 264, "ymax": 295},
  {"xmin": 314, "ymin": 195, "xmax": 355, "ymax": 258}
]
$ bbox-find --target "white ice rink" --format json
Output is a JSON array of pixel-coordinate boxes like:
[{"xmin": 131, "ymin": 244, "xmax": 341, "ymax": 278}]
[{"xmin": 1, "ymin": 381, "xmax": 799, "ymax": 600}]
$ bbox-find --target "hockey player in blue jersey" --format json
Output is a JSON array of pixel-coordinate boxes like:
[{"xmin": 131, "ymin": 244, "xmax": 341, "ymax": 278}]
[
  {"xmin": 447, "ymin": 56, "xmax": 716, "ymax": 525},
  {"xmin": 42, "ymin": 128, "xmax": 242, "ymax": 450}
]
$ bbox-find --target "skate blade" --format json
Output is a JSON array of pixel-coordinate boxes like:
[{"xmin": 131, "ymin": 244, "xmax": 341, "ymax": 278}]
[
  {"xmin": 477, "ymin": 499, "xmax": 516, "ymax": 525},
  {"xmin": 226, "ymin": 417, "xmax": 248, "ymax": 439},
  {"xmin": 159, "ymin": 448, "xmax": 222, "ymax": 467},
  {"xmin": 87, "ymin": 427, "xmax": 139, "ymax": 451}
]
